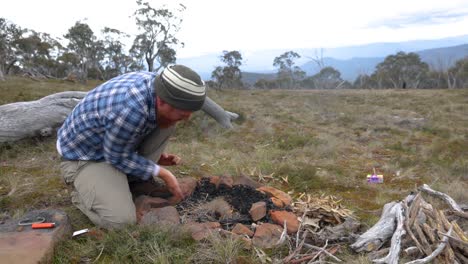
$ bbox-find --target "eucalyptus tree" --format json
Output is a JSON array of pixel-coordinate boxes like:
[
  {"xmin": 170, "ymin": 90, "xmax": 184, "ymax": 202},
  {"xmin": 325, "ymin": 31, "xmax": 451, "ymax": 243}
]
[
  {"xmin": 302, "ymin": 66, "xmax": 343, "ymax": 89},
  {"xmin": 448, "ymin": 57, "xmax": 468, "ymax": 88},
  {"xmin": 273, "ymin": 51, "xmax": 304, "ymax": 89},
  {"xmin": 15, "ymin": 31, "xmax": 64, "ymax": 77},
  {"xmin": 64, "ymin": 21, "xmax": 100, "ymax": 81},
  {"xmin": 374, "ymin": 52, "xmax": 429, "ymax": 89},
  {"xmin": 131, "ymin": 0, "xmax": 185, "ymax": 72},
  {"xmin": 0, "ymin": 18, "xmax": 24, "ymax": 80},
  {"xmin": 101, "ymin": 27, "xmax": 131, "ymax": 79},
  {"xmin": 211, "ymin": 50, "xmax": 243, "ymax": 88}
]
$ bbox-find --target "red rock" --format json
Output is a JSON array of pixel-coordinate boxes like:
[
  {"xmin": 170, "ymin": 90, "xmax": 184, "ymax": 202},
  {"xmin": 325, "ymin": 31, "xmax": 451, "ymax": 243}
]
[
  {"xmin": 257, "ymin": 186, "xmax": 292, "ymax": 207},
  {"xmin": 140, "ymin": 206, "xmax": 180, "ymax": 226},
  {"xmin": 231, "ymin": 223, "xmax": 254, "ymax": 237},
  {"xmin": 233, "ymin": 174, "xmax": 262, "ymax": 188},
  {"xmin": 134, "ymin": 195, "xmax": 169, "ymax": 209},
  {"xmin": 218, "ymin": 175, "xmax": 234, "ymax": 189},
  {"xmin": 219, "ymin": 229, "xmax": 252, "ymax": 249},
  {"xmin": 252, "ymin": 223, "xmax": 283, "ymax": 249},
  {"xmin": 270, "ymin": 210, "xmax": 300, "ymax": 234},
  {"xmin": 134, "ymin": 195, "xmax": 170, "ymax": 222},
  {"xmin": 178, "ymin": 177, "xmax": 198, "ymax": 197},
  {"xmin": 249, "ymin": 201, "xmax": 267, "ymax": 221},
  {"xmin": 271, "ymin": 197, "xmax": 285, "ymax": 208},
  {"xmin": 183, "ymin": 222, "xmax": 221, "ymax": 241},
  {"xmin": 209, "ymin": 175, "xmax": 220, "ymax": 186},
  {"xmin": 0, "ymin": 209, "xmax": 72, "ymax": 264}
]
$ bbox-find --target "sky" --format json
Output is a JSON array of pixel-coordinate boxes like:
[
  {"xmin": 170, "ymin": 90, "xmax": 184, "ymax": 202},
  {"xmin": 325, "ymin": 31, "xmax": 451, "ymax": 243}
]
[{"xmin": 2, "ymin": 0, "xmax": 468, "ymax": 58}]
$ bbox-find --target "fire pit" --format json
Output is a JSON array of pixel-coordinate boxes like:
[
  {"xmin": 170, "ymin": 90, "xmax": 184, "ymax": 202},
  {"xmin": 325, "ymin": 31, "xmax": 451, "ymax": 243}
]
[{"xmin": 133, "ymin": 174, "xmax": 356, "ymax": 251}]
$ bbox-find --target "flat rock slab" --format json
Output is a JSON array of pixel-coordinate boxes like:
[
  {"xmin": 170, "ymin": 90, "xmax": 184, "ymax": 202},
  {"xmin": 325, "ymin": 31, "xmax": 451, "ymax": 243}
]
[
  {"xmin": 252, "ymin": 223, "xmax": 284, "ymax": 249},
  {"xmin": 0, "ymin": 209, "xmax": 72, "ymax": 264},
  {"xmin": 141, "ymin": 206, "xmax": 180, "ymax": 226}
]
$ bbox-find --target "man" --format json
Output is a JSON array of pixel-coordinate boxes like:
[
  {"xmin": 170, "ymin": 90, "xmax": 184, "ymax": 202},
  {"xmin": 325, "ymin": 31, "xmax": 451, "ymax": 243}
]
[{"xmin": 57, "ymin": 65, "xmax": 206, "ymax": 229}]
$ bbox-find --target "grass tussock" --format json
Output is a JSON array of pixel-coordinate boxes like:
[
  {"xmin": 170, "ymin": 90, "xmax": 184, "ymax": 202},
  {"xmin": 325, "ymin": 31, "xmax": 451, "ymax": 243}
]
[
  {"xmin": 1, "ymin": 78, "xmax": 467, "ymax": 262},
  {"xmin": 54, "ymin": 225, "xmax": 196, "ymax": 263},
  {"xmin": 190, "ymin": 233, "xmax": 257, "ymax": 264}
]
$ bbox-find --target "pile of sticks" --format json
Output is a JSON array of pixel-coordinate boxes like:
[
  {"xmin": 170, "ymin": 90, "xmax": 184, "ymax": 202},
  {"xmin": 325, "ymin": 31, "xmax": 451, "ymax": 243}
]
[
  {"xmin": 272, "ymin": 194, "xmax": 358, "ymax": 263},
  {"xmin": 294, "ymin": 193, "xmax": 355, "ymax": 229},
  {"xmin": 351, "ymin": 184, "xmax": 468, "ymax": 263}
]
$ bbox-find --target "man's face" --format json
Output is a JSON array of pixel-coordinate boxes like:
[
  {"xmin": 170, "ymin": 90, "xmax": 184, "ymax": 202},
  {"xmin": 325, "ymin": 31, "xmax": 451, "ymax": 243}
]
[{"xmin": 156, "ymin": 97, "xmax": 193, "ymax": 128}]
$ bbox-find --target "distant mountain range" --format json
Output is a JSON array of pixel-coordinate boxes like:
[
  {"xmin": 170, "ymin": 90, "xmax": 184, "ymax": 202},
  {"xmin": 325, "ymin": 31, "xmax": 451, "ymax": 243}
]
[
  {"xmin": 178, "ymin": 34, "xmax": 468, "ymax": 83},
  {"xmin": 300, "ymin": 44, "xmax": 468, "ymax": 81}
]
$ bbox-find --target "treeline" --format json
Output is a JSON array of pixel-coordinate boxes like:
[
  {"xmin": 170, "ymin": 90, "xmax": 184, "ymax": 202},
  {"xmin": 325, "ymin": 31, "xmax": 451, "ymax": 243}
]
[
  {"xmin": 211, "ymin": 50, "xmax": 468, "ymax": 89},
  {"xmin": 0, "ymin": 0, "xmax": 184, "ymax": 82},
  {"xmin": 1, "ymin": 1, "xmax": 468, "ymax": 89}
]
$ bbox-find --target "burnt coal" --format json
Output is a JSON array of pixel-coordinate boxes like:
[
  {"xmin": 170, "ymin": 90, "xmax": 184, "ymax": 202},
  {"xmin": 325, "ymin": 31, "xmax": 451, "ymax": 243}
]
[
  {"xmin": 176, "ymin": 177, "xmax": 271, "ymax": 219},
  {"xmin": 222, "ymin": 185, "xmax": 269, "ymax": 214}
]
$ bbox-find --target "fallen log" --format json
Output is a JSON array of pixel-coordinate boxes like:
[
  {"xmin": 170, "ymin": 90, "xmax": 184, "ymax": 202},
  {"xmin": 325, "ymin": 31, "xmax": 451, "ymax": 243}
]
[
  {"xmin": 0, "ymin": 92, "xmax": 239, "ymax": 143},
  {"xmin": 0, "ymin": 91, "xmax": 86, "ymax": 142}
]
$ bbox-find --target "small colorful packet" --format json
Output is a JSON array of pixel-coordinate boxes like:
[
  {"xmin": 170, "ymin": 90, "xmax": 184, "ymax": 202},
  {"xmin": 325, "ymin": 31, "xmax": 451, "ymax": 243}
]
[
  {"xmin": 367, "ymin": 168, "xmax": 384, "ymax": 183},
  {"xmin": 367, "ymin": 174, "xmax": 384, "ymax": 183}
]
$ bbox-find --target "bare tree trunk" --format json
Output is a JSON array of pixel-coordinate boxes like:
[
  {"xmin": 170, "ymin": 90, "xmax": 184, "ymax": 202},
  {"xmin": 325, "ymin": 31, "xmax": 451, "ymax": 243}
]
[
  {"xmin": 0, "ymin": 92, "xmax": 238, "ymax": 143},
  {"xmin": 0, "ymin": 69, "xmax": 4, "ymax": 81},
  {"xmin": 0, "ymin": 91, "xmax": 87, "ymax": 142},
  {"xmin": 201, "ymin": 97, "xmax": 239, "ymax": 129}
]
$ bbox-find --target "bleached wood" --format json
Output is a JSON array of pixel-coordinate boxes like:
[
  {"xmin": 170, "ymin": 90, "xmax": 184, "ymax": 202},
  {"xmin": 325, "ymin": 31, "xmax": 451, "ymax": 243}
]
[
  {"xmin": 419, "ymin": 184, "xmax": 463, "ymax": 212},
  {"xmin": 201, "ymin": 96, "xmax": 239, "ymax": 129},
  {"xmin": 351, "ymin": 194, "xmax": 416, "ymax": 253},
  {"xmin": 0, "ymin": 91, "xmax": 87, "ymax": 142},
  {"xmin": 373, "ymin": 202, "xmax": 406, "ymax": 264},
  {"xmin": 0, "ymin": 92, "xmax": 238, "ymax": 142},
  {"xmin": 404, "ymin": 226, "xmax": 453, "ymax": 264},
  {"xmin": 350, "ymin": 202, "xmax": 399, "ymax": 253}
]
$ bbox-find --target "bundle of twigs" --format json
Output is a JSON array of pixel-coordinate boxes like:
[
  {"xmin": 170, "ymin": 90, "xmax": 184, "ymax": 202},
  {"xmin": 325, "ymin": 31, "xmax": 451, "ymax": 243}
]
[
  {"xmin": 351, "ymin": 184, "xmax": 468, "ymax": 264},
  {"xmin": 274, "ymin": 194, "xmax": 359, "ymax": 263},
  {"xmin": 294, "ymin": 193, "xmax": 355, "ymax": 229}
]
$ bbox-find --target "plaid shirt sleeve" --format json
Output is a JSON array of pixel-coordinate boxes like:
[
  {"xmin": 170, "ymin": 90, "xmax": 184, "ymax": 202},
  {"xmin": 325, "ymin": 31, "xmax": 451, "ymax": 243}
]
[{"xmin": 102, "ymin": 104, "xmax": 158, "ymax": 181}]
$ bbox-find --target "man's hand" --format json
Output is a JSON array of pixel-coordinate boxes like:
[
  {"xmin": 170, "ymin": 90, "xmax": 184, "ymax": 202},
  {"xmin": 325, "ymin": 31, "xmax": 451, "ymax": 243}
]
[
  {"xmin": 157, "ymin": 153, "xmax": 181, "ymax": 166},
  {"xmin": 156, "ymin": 167, "xmax": 184, "ymax": 204}
]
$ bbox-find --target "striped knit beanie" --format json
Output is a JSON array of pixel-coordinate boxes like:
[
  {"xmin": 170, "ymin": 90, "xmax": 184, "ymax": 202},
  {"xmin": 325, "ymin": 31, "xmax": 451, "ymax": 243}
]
[{"xmin": 155, "ymin": 65, "xmax": 206, "ymax": 111}]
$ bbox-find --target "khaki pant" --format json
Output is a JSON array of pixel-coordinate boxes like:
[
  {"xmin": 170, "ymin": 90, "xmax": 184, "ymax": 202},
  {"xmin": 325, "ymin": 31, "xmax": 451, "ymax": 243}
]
[{"xmin": 60, "ymin": 126, "xmax": 175, "ymax": 229}]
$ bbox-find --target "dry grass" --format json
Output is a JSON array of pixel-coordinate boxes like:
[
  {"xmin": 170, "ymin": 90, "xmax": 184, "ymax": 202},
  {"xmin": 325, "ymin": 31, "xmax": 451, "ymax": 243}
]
[
  {"xmin": 1, "ymin": 77, "xmax": 467, "ymax": 262},
  {"xmin": 191, "ymin": 233, "xmax": 256, "ymax": 264}
]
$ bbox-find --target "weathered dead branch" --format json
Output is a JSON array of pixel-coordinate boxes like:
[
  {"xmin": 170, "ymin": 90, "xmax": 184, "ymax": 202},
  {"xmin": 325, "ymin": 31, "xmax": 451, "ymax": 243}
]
[
  {"xmin": 373, "ymin": 203, "xmax": 406, "ymax": 263},
  {"xmin": 419, "ymin": 184, "xmax": 463, "ymax": 212},
  {"xmin": 405, "ymin": 226, "xmax": 453, "ymax": 264},
  {"xmin": 350, "ymin": 201, "xmax": 400, "ymax": 252}
]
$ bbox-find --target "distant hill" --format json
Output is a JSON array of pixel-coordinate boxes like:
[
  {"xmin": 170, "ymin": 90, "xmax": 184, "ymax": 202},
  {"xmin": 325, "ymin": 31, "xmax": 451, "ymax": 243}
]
[
  {"xmin": 417, "ymin": 44, "xmax": 468, "ymax": 69},
  {"xmin": 177, "ymin": 35, "xmax": 468, "ymax": 83},
  {"xmin": 300, "ymin": 57, "xmax": 383, "ymax": 81},
  {"xmin": 241, "ymin": 71, "xmax": 276, "ymax": 86},
  {"xmin": 300, "ymin": 44, "xmax": 468, "ymax": 82},
  {"xmin": 300, "ymin": 35, "xmax": 468, "ymax": 59}
]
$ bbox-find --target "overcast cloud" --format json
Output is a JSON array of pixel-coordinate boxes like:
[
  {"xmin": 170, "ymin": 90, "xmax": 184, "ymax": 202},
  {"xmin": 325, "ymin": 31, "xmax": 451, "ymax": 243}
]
[{"xmin": 2, "ymin": 0, "xmax": 468, "ymax": 58}]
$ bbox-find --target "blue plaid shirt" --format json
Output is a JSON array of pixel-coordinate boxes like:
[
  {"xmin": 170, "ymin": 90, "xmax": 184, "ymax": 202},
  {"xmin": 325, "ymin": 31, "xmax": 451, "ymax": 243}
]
[{"xmin": 57, "ymin": 72, "xmax": 158, "ymax": 180}]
